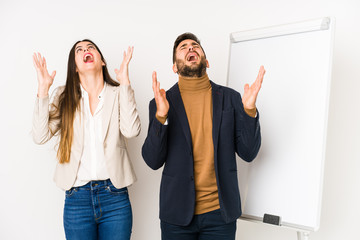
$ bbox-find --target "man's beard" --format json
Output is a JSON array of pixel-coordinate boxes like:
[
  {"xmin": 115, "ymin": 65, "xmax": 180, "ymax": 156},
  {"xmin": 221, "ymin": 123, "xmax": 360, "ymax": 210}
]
[{"xmin": 175, "ymin": 56, "xmax": 207, "ymax": 78}]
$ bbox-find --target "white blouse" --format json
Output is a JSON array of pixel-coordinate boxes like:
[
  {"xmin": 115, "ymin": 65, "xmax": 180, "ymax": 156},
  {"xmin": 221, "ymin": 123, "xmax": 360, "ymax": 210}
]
[{"xmin": 74, "ymin": 82, "xmax": 109, "ymax": 187}]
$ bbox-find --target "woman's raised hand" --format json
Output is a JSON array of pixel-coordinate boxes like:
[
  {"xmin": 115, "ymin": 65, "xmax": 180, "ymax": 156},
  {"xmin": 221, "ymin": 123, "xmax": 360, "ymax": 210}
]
[
  {"xmin": 33, "ymin": 53, "xmax": 56, "ymax": 97},
  {"xmin": 115, "ymin": 46, "xmax": 133, "ymax": 85}
]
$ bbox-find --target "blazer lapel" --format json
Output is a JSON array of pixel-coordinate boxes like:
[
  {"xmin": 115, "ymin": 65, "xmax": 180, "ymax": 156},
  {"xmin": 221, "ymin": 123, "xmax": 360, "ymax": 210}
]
[
  {"xmin": 101, "ymin": 85, "xmax": 117, "ymax": 142},
  {"xmin": 72, "ymin": 106, "xmax": 84, "ymax": 162},
  {"xmin": 168, "ymin": 84, "xmax": 193, "ymax": 153},
  {"xmin": 211, "ymin": 81, "xmax": 223, "ymax": 154}
]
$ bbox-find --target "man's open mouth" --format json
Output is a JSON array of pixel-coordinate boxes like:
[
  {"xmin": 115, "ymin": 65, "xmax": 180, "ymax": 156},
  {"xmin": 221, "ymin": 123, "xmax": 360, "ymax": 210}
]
[{"xmin": 187, "ymin": 53, "xmax": 198, "ymax": 62}]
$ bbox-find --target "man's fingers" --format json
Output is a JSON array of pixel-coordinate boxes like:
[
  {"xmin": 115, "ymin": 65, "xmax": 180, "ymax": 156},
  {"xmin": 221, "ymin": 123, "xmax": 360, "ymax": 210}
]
[
  {"xmin": 259, "ymin": 66, "xmax": 265, "ymax": 87},
  {"xmin": 156, "ymin": 81, "xmax": 161, "ymax": 97},
  {"xmin": 152, "ymin": 71, "xmax": 157, "ymax": 84},
  {"xmin": 159, "ymin": 89, "xmax": 166, "ymax": 97},
  {"xmin": 244, "ymin": 83, "xmax": 249, "ymax": 92},
  {"xmin": 152, "ymin": 71, "xmax": 158, "ymax": 97},
  {"xmin": 254, "ymin": 66, "xmax": 265, "ymax": 89},
  {"xmin": 259, "ymin": 66, "xmax": 265, "ymax": 79},
  {"xmin": 256, "ymin": 66, "xmax": 262, "ymax": 81},
  {"xmin": 152, "ymin": 71, "xmax": 158, "ymax": 90}
]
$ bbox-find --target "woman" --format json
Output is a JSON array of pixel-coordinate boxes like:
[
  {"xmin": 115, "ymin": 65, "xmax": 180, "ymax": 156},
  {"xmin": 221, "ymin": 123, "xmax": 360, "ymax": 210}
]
[{"xmin": 32, "ymin": 39, "xmax": 141, "ymax": 239}]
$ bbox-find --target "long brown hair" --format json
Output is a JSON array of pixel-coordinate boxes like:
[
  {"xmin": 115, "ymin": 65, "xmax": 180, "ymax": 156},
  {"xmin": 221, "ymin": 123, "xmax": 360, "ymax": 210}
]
[{"xmin": 51, "ymin": 39, "xmax": 119, "ymax": 164}]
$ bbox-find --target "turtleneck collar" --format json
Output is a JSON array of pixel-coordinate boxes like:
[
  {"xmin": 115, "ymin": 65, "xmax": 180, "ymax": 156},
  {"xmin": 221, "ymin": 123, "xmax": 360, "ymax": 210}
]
[{"xmin": 178, "ymin": 73, "xmax": 211, "ymax": 93}]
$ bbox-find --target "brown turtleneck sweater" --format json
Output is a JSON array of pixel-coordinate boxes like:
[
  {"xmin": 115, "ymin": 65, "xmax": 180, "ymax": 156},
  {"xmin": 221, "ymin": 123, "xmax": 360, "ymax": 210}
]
[{"xmin": 178, "ymin": 73, "xmax": 220, "ymax": 215}]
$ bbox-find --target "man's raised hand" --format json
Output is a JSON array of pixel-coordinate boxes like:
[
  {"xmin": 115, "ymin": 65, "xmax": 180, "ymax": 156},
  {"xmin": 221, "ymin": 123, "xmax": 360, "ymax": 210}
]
[
  {"xmin": 152, "ymin": 71, "xmax": 169, "ymax": 118},
  {"xmin": 242, "ymin": 65, "xmax": 265, "ymax": 117}
]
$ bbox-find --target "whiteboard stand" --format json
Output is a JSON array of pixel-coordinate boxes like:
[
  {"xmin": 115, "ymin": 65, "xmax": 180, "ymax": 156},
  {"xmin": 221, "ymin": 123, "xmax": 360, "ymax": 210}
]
[
  {"xmin": 239, "ymin": 217, "xmax": 312, "ymax": 240},
  {"xmin": 270, "ymin": 220, "xmax": 311, "ymax": 240},
  {"xmin": 297, "ymin": 231, "xmax": 310, "ymax": 240}
]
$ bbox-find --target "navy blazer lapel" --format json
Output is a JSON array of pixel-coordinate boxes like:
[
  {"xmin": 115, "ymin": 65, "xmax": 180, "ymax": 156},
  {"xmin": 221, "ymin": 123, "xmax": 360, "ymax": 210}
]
[
  {"xmin": 168, "ymin": 84, "xmax": 193, "ymax": 153},
  {"xmin": 211, "ymin": 81, "xmax": 223, "ymax": 154}
]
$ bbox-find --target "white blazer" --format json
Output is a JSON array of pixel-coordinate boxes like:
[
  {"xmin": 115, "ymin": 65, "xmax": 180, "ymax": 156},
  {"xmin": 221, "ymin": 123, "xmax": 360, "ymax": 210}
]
[{"xmin": 32, "ymin": 84, "xmax": 141, "ymax": 190}]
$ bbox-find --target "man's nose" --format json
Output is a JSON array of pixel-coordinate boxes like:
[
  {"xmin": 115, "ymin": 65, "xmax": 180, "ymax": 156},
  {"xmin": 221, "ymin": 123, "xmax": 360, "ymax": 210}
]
[{"xmin": 188, "ymin": 46, "xmax": 194, "ymax": 51}]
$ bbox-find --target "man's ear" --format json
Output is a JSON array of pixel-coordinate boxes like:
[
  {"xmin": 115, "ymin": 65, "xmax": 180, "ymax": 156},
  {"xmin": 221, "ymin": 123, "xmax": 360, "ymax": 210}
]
[
  {"xmin": 206, "ymin": 59, "xmax": 209, "ymax": 68},
  {"xmin": 172, "ymin": 63, "xmax": 178, "ymax": 73}
]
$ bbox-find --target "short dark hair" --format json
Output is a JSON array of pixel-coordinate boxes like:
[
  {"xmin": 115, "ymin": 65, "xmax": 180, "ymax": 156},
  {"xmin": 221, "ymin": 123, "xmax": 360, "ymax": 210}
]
[{"xmin": 172, "ymin": 32, "xmax": 206, "ymax": 63}]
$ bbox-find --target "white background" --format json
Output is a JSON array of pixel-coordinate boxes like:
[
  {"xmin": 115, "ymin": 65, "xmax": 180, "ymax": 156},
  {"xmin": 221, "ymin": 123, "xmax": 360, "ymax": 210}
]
[{"xmin": 0, "ymin": 0, "xmax": 359, "ymax": 239}]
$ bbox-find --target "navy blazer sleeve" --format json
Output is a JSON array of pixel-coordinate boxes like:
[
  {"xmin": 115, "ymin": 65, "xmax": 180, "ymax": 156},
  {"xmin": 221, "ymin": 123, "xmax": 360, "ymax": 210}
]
[
  {"xmin": 234, "ymin": 91, "xmax": 261, "ymax": 162},
  {"xmin": 142, "ymin": 99, "xmax": 168, "ymax": 170}
]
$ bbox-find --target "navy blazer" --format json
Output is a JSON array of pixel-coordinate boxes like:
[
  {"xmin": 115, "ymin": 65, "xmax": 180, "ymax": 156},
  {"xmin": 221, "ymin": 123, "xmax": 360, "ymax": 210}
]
[{"xmin": 142, "ymin": 80, "xmax": 261, "ymax": 226}]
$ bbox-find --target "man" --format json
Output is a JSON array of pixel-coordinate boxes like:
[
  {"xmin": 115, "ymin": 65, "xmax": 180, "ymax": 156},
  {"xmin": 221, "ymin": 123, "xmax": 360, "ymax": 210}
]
[{"xmin": 142, "ymin": 32, "xmax": 265, "ymax": 240}]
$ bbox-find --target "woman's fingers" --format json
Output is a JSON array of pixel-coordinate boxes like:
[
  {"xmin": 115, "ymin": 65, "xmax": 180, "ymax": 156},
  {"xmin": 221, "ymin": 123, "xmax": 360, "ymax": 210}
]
[
  {"xmin": 37, "ymin": 53, "xmax": 43, "ymax": 66},
  {"xmin": 33, "ymin": 53, "xmax": 43, "ymax": 69},
  {"xmin": 123, "ymin": 46, "xmax": 134, "ymax": 64},
  {"xmin": 50, "ymin": 70, "xmax": 56, "ymax": 79},
  {"xmin": 33, "ymin": 53, "xmax": 39, "ymax": 69},
  {"xmin": 43, "ymin": 56, "xmax": 47, "ymax": 69},
  {"xmin": 33, "ymin": 52, "xmax": 49, "ymax": 70},
  {"xmin": 127, "ymin": 46, "xmax": 133, "ymax": 61}
]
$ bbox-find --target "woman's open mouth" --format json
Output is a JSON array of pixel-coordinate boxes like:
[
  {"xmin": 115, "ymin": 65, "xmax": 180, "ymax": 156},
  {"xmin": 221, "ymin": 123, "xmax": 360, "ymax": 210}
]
[{"xmin": 83, "ymin": 53, "xmax": 94, "ymax": 63}]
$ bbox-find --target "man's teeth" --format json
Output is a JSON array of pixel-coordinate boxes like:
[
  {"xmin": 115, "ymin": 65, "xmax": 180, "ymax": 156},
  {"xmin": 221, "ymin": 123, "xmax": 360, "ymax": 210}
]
[{"xmin": 188, "ymin": 55, "xmax": 198, "ymax": 61}]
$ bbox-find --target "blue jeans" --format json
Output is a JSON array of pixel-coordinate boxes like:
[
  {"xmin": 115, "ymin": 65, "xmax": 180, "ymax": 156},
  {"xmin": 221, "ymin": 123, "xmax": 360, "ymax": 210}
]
[
  {"xmin": 63, "ymin": 179, "xmax": 132, "ymax": 240},
  {"xmin": 161, "ymin": 209, "xmax": 236, "ymax": 240}
]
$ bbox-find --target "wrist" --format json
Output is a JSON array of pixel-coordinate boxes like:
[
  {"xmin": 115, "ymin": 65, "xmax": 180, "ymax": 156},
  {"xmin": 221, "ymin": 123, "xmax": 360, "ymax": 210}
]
[
  {"xmin": 37, "ymin": 87, "xmax": 49, "ymax": 98},
  {"xmin": 117, "ymin": 75, "xmax": 130, "ymax": 85},
  {"xmin": 244, "ymin": 107, "xmax": 257, "ymax": 118},
  {"xmin": 119, "ymin": 79, "xmax": 130, "ymax": 85},
  {"xmin": 156, "ymin": 110, "xmax": 168, "ymax": 118},
  {"xmin": 155, "ymin": 113, "xmax": 167, "ymax": 125}
]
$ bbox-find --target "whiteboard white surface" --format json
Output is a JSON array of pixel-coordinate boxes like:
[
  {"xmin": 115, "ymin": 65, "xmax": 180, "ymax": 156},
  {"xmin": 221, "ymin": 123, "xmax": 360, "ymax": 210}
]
[{"xmin": 227, "ymin": 18, "xmax": 334, "ymax": 231}]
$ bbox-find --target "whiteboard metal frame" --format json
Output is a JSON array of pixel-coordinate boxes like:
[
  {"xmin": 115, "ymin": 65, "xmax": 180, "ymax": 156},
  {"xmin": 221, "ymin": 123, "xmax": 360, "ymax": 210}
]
[{"xmin": 230, "ymin": 17, "xmax": 330, "ymax": 43}]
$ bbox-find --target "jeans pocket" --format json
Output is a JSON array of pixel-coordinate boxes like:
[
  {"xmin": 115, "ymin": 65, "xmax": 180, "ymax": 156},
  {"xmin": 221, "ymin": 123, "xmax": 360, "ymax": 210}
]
[
  {"xmin": 106, "ymin": 186, "xmax": 128, "ymax": 195},
  {"xmin": 65, "ymin": 188, "xmax": 78, "ymax": 197}
]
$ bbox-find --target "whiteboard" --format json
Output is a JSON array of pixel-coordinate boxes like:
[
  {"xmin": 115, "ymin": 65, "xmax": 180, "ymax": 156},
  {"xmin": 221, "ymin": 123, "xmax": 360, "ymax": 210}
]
[{"xmin": 227, "ymin": 17, "xmax": 335, "ymax": 231}]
